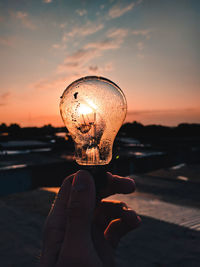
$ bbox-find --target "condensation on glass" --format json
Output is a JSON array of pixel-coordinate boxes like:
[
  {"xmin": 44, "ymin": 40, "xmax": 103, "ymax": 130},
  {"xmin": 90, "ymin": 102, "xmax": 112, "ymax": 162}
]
[{"xmin": 60, "ymin": 76, "xmax": 127, "ymax": 165}]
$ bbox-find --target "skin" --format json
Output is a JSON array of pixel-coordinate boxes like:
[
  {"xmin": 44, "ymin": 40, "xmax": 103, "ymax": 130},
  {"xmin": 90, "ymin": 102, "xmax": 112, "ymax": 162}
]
[{"xmin": 40, "ymin": 170, "xmax": 141, "ymax": 267}]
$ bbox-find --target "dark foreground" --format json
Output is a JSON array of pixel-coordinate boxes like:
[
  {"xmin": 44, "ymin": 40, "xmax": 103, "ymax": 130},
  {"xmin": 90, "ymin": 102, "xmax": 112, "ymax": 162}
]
[{"xmin": 0, "ymin": 171, "xmax": 199, "ymax": 267}]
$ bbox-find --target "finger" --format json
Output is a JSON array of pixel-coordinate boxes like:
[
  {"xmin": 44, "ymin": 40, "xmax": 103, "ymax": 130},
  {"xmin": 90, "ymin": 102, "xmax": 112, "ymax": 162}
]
[
  {"xmin": 67, "ymin": 170, "xmax": 96, "ymax": 225},
  {"xmin": 57, "ymin": 170, "xmax": 96, "ymax": 264},
  {"xmin": 94, "ymin": 200, "xmax": 128, "ymax": 231},
  {"xmin": 45, "ymin": 173, "xmax": 74, "ymax": 234},
  {"xmin": 41, "ymin": 173, "xmax": 74, "ymax": 267},
  {"xmin": 104, "ymin": 209, "xmax": 141, "ymax": 249},
  {"xmin": 100, "ymin": 172, "xmax": 136, "ymax": 199}
]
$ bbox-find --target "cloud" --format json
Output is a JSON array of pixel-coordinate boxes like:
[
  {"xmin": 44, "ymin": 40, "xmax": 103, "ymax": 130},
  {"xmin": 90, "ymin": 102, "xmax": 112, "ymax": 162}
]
[
  {"xmin": 14, "ymin": 11, "xmax": 36, "ymax": 30},
  {"xmin": 85, "ymin": 39, "xmax": 120, "ymax": 50},
  {"xmin": 63, "ymin": 21, "xmax": 104, "ymax": 41},
  {"xmin": 64, "ymin": 49, "xmax": 98, "ymax": 65},
  {"xmin": 40, "ymin": 25, "xmax": 126, "ymax": 90},
  {"xmin": 32, "ymin": 73, "xmax": 80, "ymax": 92},
  {"xmin": 33, "ymin": 76, "xmax": 66, "ymax": 91},
  {"xmin": 0, "ymin": 92, "xmax": 11, "ymax": 100},
  {"xmin": 88, "ymin": 62, "xmax": 114, "ymax": 74},
  {"xmin": 57, "ymin": 48, "xmax": 101, "ymax": 73},
  {"xmin": 75, "ymin": 9, "xmax": 87, "ymax": 16},
  {"xmin": 107, "ymin": 28, "xmax": 128, "ymax": 39},
  {"xmin": 52, "ymin": 44, "xmax": 60, "ymax": 49},
  {"xmin": 52, "ymin": 43, "xmax": 66, "ymax": 50},
  {"xmin": 104, "ymin": 62, "xmax": 113, "ymax": 71},
  {"xmin": 131, "ymin": 29, "xmax": 153, "ymax": 54},
  {"xmin": 85, "ymin": 28, "xmax": 128, "ymax": 51},
  {"xmin": 34, "ymin": 61, "xmax": 114, "ymax": 92},
  {"xmin": 132, "ymin": 29, "xmax": 152, "ymax": 39},
  {"xmin": 88, "ymin": 65, "xmax": 98, "ymax": 72},
  {"xmin": 60, "ymin": 23, "xmax": 66, "ymax": 28},
  {"xmin": 137, "ymin": 53, "xmax": 144, "ymax": 59},
  {"xmin": 0, "ymin": 92, "xmax": 11, "ymax": 106},
  {"xmin": 0, "ymin": 37, "xmax": 14, "ymax": 47},
  {"xmin": 137, "ymin": 41, "xmax": 144, "ymax": 50},
  {"xmin": 16, "ymin": 11, "xmax": 27, "ymax": 19},
  {"xmin": 109, "ymin": 2, "xmax": 135, "ymax": 18},
  {"xmin": 58, "ymin": 27, "xmax": 128, "ymax": 74}
]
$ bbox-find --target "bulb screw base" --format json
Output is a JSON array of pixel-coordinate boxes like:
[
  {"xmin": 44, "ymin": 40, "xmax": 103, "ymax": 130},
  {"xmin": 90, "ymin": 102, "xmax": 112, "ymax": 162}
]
[{"xmin": 81, "ymin": 165, "xmax": 108, "ymax": 200}]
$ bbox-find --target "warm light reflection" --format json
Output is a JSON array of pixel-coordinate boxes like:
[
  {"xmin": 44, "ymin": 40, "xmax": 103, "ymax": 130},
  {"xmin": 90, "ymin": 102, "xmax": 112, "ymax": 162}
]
[
  {"xmin": 41, "ymin": 187, "xmax": 59, "ymax": 193},
  {"xmin": 86, "ymin": 99, "xmax": 97, "ymax": 110},
  {"xmin": 78, "ymin": 104, "xmax": 93, "ymax": 115},
  {"xmin": 60, "ymin": 76, "xmax": 127, "ymax": 165}
]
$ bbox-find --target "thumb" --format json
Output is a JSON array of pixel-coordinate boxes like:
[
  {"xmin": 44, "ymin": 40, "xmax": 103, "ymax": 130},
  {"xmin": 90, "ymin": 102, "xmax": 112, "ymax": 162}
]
[
  {"xmin": 67, "ymin": 170, "xmax": 96, "ymax": 226},
  {"xmin": 57, "ymin": 170, "xmax": 102, "ymax": 266}
]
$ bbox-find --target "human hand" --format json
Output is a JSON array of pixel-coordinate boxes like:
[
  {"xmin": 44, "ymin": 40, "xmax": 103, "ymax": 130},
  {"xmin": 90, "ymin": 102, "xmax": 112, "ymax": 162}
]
[{"xmin": 40, "ymin": 170, "xmax": 141, "ymax": 267}]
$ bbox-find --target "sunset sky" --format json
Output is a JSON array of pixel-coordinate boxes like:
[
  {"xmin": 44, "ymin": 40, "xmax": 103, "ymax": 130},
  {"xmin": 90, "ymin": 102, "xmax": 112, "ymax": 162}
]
[{"xmin": 0, "ymin": 0, "xmax": 199, "ymax": 126}]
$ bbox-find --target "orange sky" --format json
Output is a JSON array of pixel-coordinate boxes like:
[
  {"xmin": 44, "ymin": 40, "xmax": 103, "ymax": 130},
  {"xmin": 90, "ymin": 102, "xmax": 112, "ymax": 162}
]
[{"xmin": 0, "ymin": 0, "xmax": 199, "ymax": 126}]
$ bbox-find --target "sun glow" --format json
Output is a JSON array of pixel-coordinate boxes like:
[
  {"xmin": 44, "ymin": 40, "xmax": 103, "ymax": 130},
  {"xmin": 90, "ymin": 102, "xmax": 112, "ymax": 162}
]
[
  {"xmin": 78, "ymin": 104, "xmax": 93, "ymax": 115},
  {"xmin": 86, "ymin": 99, "xmax": 97, "ymax": 110}
]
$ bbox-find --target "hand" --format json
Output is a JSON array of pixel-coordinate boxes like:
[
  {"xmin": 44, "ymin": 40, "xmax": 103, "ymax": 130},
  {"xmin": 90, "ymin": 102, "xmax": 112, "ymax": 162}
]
[{"xmin": 40, "ymin": 170, "xmax": 141, "ymax": 267}]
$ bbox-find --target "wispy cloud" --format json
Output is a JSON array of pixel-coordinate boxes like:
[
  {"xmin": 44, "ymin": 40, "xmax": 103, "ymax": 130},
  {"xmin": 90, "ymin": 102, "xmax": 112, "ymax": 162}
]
[
  {"xmin": 58, "ymin": 27, "xmax": 128, "ymax": 74},
  {"xmin": 33, "ymin": 76, "xmax": 65, "ymax": 91},
  {"xmin": 0, "ymin": 92, "xmax": 11, "ymax": 106},
  {"xmin": 137, "ymin": 53, "xmax": 144, "ymax": 59},
  {"xmin": 33, "ymin": 74, "xmax": 80, "ymax": 92},
  {"xmin": 107, "ymin": 28, "xmax": 129, "ymax": 38},
  {"xmin": 137, "ymin": 41, "xmax": 144, "ymax": 50},
  {"xmin": 37, "ymin": 44, "xmax": 115, "ymax": 90},
  {"xmin": 34, "ymin": 61, "xmax": 114, "ymax": 91},
  {"xmin": 131, "ymin": 29, "xmax": 153, "ymax": 55},
  {"xmin": 75, "ymin": 9, "xmax": 87, "ymax": 16},
  {"xmin": 38, "ymin": 30, "xmax": 118, "ymax": 88},
  {"xmin": 52, "ymin": 44, "xmax": 60, "ymax": 49},
  {"xmin": 16, "ymin": 11, "xmax": 27, "ymax": 19},
  {"xmin": 85, "ymin": 39, "xmax": 120, "ymax": 50},
  {"xmin": 14, "ymin": 11, "xmax": 36, "ymax": 30},
  {"xmin": 62, "ymin": 21, "xmax": 104, "ymax": 41},
  {"xmin": 132, "ymin": 29, "xmax": 152, "ymax": 39},
  {"xmin": 109, "ymin": 2, "xmax": 135, "ymax": 18},
  {"xmin": 52, "ymin": 43, "xmax": 66, "ymax": 50},
  {"xmin": 88, "ymin": 62, "xmax": 113, "ymax": 74},
  {"xmin": 57, "ymin": 48, "xmax": 101, "ymax": 73},
  {"xmin": 60, "ymin": 23, "xmax": 66, "ymax": 28},
  {"xmin": 0, "ymin": 37, "xmax": 14, "ymax": 47},
  {"xmin": 85, "ymin": 28, "xmax": 128, "ymax": 50},
  {"xmin": 43, "ymin": 0, "xmax": 52, "ymax": 3}
]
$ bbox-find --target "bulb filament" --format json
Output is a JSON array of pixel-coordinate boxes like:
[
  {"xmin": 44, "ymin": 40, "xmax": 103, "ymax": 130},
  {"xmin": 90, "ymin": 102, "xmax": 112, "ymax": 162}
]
[{"xmin": 76, "ymin": 103, "xmax": 100, "ymax": 163}]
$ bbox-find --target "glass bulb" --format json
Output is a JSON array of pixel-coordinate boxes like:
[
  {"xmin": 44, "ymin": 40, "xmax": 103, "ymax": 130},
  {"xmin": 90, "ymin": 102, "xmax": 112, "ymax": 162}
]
[{"xmin": 60, "ymin": 76, "xmax": 127, "ymax": 165}]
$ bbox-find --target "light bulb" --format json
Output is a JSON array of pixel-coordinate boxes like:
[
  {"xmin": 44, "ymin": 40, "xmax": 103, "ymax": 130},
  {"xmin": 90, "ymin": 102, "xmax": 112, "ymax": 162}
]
[{"xmin": 60, "ymin": 76, "xmax": 127, "ymax": 166}]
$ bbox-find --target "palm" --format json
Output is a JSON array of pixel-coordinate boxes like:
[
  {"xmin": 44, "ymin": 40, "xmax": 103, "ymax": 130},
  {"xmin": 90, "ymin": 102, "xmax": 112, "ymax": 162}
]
[{"xmin": 40, "ymin": 171, "xmax": 140, "ymax": 267}]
